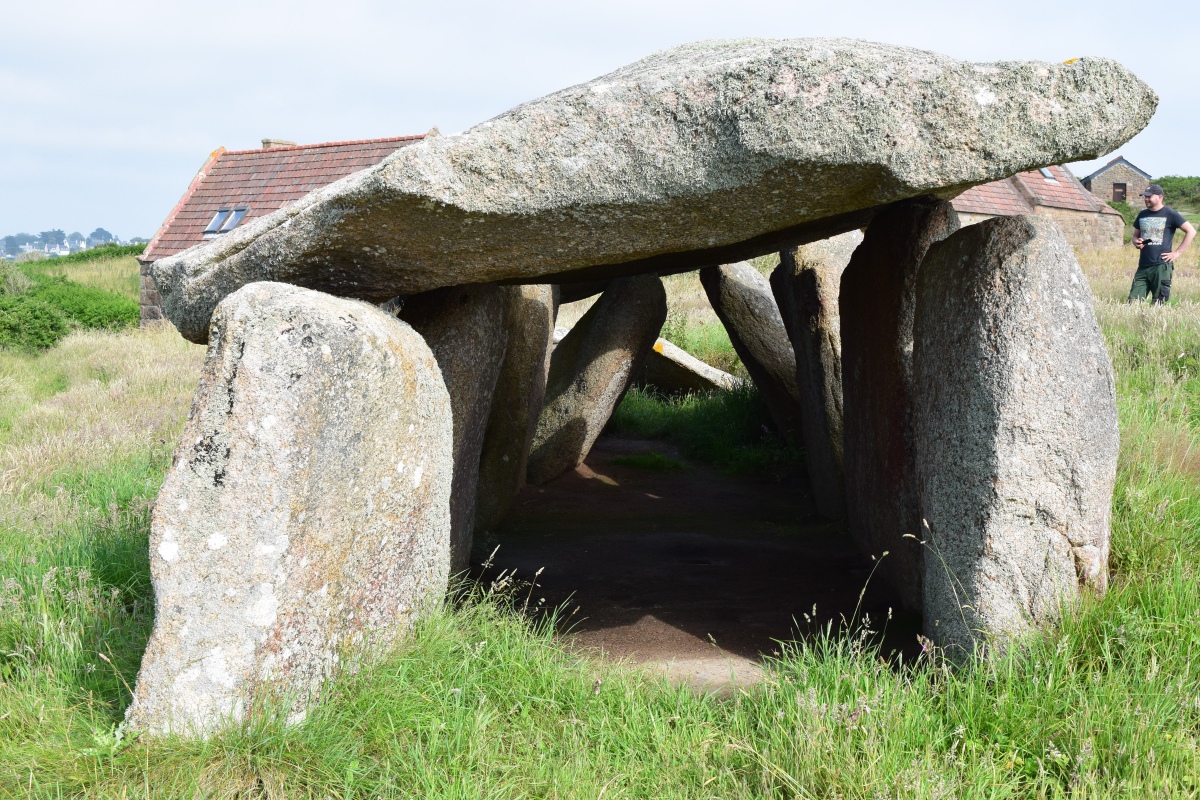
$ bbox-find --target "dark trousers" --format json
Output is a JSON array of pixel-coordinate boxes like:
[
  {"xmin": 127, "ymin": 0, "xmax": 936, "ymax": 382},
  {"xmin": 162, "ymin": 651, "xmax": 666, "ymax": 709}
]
[{"xmin": 1129, "ymin": 263, "xmax": 1173, "ymax": 304}]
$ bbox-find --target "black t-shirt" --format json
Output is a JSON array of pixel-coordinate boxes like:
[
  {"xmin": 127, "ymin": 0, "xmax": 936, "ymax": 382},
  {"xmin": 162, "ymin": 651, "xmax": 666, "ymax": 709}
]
[{"xmin": 1135, "ymin": 206, "xmax": 1188, "ymax": 268}]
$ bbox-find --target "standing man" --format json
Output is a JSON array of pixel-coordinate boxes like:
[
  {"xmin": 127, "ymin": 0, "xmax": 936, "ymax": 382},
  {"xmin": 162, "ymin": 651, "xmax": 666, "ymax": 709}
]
[{"xmin": 1131, "ymin": 184, "xmax": 1195, "ymax": 304}]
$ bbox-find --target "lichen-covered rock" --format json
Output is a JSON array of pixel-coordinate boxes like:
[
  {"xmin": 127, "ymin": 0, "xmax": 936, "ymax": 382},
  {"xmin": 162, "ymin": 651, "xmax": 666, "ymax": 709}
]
[
  {"xmin": 701, "ymin": 263, "xmax": 803, "ymax": 445},
  {"xmin": 125, "ymin": 282, "xmax": 452, "ymax": 737},
  {"xmin": 527, "ymin": 275, "xmax": 666, "ymax": 485},
  {"xmin": 399, "ymin": 285, "xmax": 508, "ymax": 574},
  {"xmin": 640, "ymin": 337, "xmax": 743, "ymax": 395},
  {"xmin": 474, "ymin": 285, "xmax": 558, "ymax": 533},
  {"xmin": 840, "ymin": 197, "xmax": 960, "ymax": 610},
  {"xmin": 152, "ymin": 39, "xmax": 1156, "ymax": 342},
  {"xmin": 913, "ymin": 215, "xmax": 1118, "ymax": 655},
  {"xmin": 773, "ymin": 230, "xmax": 862, "ymax": 518}
]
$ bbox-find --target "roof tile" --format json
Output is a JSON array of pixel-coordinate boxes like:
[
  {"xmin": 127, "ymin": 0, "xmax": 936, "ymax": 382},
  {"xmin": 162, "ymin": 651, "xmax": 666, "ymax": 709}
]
[
  {"xmin": 952, "ymin": 178, "xmax": 1034, "ymax": 216},
  {"xmin": 143, "ymin": 135, "xmax": 423, "ymax": 262}
]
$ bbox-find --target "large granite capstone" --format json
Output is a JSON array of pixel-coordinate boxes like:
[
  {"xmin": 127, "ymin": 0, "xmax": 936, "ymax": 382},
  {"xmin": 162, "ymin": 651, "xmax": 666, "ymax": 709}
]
[{"xmin": 153, "ymin": 38, "xmax": 1156, "ymax": 342}]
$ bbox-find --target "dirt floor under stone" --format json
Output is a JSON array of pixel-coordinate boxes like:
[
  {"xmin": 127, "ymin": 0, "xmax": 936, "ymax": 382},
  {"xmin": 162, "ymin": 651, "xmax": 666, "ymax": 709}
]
[{"xmin": 470, "ymin": 436, "xmax": 921, "ymax": 690}]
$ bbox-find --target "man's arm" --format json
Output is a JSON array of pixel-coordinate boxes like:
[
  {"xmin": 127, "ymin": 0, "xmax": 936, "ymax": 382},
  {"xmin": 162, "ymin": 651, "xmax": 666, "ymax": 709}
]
[
  {"xmin": 1163, "ymin": 221, "xmax": 1196, "ymax": 263},
  {"xmin": 1133, "ymin": 217, "xmax": 1145, "ymax": 249}
]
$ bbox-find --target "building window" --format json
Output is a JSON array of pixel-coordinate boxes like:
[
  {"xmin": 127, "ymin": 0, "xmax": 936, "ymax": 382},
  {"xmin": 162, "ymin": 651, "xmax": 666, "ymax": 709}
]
[
  {"xmin": 204, "ymin": 207, "xmax": 250, "ymax": 236},
  {"xmin": 1113, "ymin": 184, "xmax": 1127, "ymax": 202},
  {"xmin": 1039, "ymin": 167, "xmax": 1056, "ymax": 180}
]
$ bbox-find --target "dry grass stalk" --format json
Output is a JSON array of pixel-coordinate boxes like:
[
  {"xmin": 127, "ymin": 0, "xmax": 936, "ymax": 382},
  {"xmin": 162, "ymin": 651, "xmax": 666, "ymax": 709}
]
[
  {"xmin": 37, "ymin": 254, "xmax": 142, "ymax": 302},
  {"xmin": 0, "ymin": 327, "xmax": 203, "ymax": 536}
]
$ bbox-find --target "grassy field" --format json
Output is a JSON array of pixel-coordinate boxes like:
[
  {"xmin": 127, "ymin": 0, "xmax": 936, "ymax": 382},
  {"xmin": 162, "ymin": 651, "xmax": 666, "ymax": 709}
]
[
  {"xmin": 31, "ymin": 254, "xmax": 142, "ymax": 303},
  {"xmin": 4, "ymin": 250, "xmax": 1200, "ymax": 796}
]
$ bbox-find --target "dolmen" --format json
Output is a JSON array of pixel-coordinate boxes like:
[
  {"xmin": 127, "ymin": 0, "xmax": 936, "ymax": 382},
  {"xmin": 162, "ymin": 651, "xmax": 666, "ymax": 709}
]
[{"xmin": 130, "ymin": 37, "xmax": 1153, "ymax": 734}]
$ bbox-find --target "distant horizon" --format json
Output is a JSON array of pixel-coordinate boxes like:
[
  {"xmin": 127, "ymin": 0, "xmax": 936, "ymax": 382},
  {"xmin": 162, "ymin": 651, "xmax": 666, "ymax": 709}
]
[{"xmin": 4, "ymin": 0, "xmax": 1196, "ymax": 237}]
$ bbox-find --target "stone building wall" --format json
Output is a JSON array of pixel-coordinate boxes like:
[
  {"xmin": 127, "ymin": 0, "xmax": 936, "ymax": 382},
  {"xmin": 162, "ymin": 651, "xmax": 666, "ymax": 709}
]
[
  {"xmin": 1034, "ymin": 206, "xmax": 1124, "ymax": 249},
  {"xmin": 957, "ymin": 208, "xmax": 1122, "ymax": 250},
  {"xmin": 1085, "ymin": 163, "xmax": 1149, "ymax": 204},
  {"xmin": 139, "ymin": 260, "xmax": 168, "ymax": 325},
  {"xmin": 956, "ymin": 212, "xmax": 994, "ymax": 228}
]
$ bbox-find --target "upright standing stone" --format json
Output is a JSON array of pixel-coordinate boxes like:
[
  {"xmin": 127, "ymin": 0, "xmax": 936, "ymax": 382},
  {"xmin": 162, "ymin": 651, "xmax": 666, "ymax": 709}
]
[
  {"xmin": 772, "ymin": 230, "xmax": 862, "ymax": 519},
  {"xmin": 840, "ymin": 198, "xmax": 959, "ymax": 610},
  {"xmin": 700, "ymin": 262, "xmax": 803, "ymax": 445},
  {"xmin": 913, "ymin": 215, "xmax": 1117, "ymax": 655},
  {"xmin": 400, "ymin": 285, "xmax": 509, "ymax": 575},
  {"xmin": 527, "ymin": 275, "xmax": 667, "ymax": 485},
  {"xmin": 475, "ymin": 285, "xmax": 558, "ymax": 532},
  {"xmin": 125, "ymin": 282, "xmax": 453, "ymax": 737}
]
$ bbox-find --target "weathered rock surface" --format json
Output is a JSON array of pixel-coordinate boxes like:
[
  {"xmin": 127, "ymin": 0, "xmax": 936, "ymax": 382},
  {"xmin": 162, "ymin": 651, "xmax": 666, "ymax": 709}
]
[
  {"xmin": 700, "ymin": 263, "xmax": 803, "ymax": 444},
  {"xmin": 125, "ymin": 282, "xmax": 452, "ymax": 737},
  {"xmin": 639, "ymin": 337, "xmax": 743, "ymax": 395},
  {"xmin": 153, "ymin": 39, "xmax": 1156, "ymax": 342},
  {"xmin": 399, "ymin": 285, "xmax": 508, "ymax": 574},
  {"xmin": 772, "ymin": 230, "xmax": 862, "ymax": 518},
  {"xmin": 840, "ymin": 197, "xmax": 960, "ymax": 610},
  {"xmin": 527, "ymin": 275, "xmax": 667, "ymax": 485},
  {"xmin": 474, "ymin": 285, "xmax": 558, "ymax": 533},
  {"xmin": 912, "ymin": 215, "xmax": 1117, "ymax": 654}
]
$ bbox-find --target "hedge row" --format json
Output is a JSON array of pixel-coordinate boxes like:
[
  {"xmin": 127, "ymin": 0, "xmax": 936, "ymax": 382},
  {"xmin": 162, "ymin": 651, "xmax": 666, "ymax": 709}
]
[
  {"xmin": 40, "ymin": 242, "xmax": 147, "ymax": 265},
  {"xmin": 0, "ymin": 263, "xmax": 139, "ymax": 351}
]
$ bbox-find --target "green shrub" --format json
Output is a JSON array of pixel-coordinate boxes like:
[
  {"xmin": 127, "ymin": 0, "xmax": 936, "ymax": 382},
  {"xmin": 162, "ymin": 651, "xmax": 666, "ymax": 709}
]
[
  {"xmin": 22, "ymin": 272, "xmax": 138, "ymax": 329},
  {"xmin": 1107, "ymin": 199, "xmax": 1137, "ymax": 228},
  {"xmin": 1154, "ymin": 175, "xmax": 1200, "ymax": 206},
  {"xmin": 0, "ymin": 295, "xmax": 69, "ymax": 350},
  {"xmin": 0, "ymin": 263, "xmax": 32, "ymax": 295}
]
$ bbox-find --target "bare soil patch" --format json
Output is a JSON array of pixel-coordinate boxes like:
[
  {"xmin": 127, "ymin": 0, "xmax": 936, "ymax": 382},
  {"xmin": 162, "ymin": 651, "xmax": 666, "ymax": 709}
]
[{"xmin": 472, "ymin": 436, "xmax": 917, "ymax": 689}]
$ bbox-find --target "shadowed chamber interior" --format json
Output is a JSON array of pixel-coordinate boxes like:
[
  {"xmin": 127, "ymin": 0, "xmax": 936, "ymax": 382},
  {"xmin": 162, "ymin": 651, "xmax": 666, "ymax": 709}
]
[{"xmin": 471, "ymin": 416, "xmax": 920, "ymax": 677}]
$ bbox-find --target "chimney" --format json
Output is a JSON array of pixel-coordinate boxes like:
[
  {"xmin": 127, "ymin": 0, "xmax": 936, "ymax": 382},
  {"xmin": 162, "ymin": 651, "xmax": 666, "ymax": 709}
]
[{"xmin": 261, "ymin": 138, "xmax": 297, "ymax": 150}]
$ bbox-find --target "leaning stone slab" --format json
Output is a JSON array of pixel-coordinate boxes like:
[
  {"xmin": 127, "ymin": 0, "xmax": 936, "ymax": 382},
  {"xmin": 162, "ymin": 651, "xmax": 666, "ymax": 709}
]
[
  {"xmin": 474, "ymin": 285, "xmax": 558, "ymax": 533},
  {"xmin": 640, "ymin": 337, "xmax": 743, "ymax": 396},
  {"xmin": 772, "ymin": 230, "xmax": 862, "ymax": 518},
  {"xmin": 527, "ymin": 275, "xmax": 667, "ymax": 485},
  {"xmin": 125, "ymin": 282, "xmax": 452, "ymax": 737},
  {"xmin": 912, "ymin": 215, "xmax": 1118, "ymax": 655},
  {"xmin": 840, "ymin": 197, "xmax": 960, "ymax": 610},
  {"xmin": 399, "ymin": 285, "xmax": 508, "ymax": 574},
  {"xmin": 701, "ymin": 262, "xmax": 803, "ymax": 445},
  {"xmin": 152, "ymin": 39, "xmax": 1156, "ymax": 342}
]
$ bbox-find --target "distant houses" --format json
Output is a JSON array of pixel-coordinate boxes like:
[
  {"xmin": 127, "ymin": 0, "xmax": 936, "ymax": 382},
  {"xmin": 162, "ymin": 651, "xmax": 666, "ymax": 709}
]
[{"xmin": 1, "ymin": 228, "xmax": 141, "ymax": 261}]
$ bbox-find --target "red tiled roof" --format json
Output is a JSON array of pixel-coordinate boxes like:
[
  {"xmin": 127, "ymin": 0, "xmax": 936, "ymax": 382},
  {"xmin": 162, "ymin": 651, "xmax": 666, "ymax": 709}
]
[
  {"xmin": 952, "ymin": 179, "xmax": 1033, "ymax": 216},
  {"xmin": 953, "ymin": 165, "xmax": 1122, "ymax": 219},
  {"xmin": 1013, "ymin": 165, "xmax": 1105, "ymax": 212},
  {"xmin": 142, "ymin": 136, "xmax": 424, "ymax": 262}
]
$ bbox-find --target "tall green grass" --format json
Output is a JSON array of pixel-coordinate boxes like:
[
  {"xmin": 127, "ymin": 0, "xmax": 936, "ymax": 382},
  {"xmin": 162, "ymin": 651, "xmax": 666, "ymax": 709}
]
[
  {"xmin": 660, "ymin": 310, "xmax": 742, "ymax": 376},
  {"xmin": 34, "ymin": 254, "xmax": 141, "ymax": 303},
  {"xmin": 609, "ymin": 383, "xmax": 799, "ymax": 475},
  {"xmin": 4, "ymin": 302, "xmax": 1200, "ymax": 796}
]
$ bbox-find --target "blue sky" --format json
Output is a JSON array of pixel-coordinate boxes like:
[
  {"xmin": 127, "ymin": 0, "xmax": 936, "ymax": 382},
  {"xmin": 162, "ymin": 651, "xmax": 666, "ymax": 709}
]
[{"xmin": 2, "ymin": 0, "xmax": 1195, "ymax": 239}]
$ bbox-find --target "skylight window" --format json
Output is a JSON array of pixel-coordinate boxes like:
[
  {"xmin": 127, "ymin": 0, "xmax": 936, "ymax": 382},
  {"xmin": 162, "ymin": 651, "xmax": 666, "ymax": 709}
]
[
  {"xmin": 203, "ymin": 207, "xmax": 249, "ymax": 236},
  {"xmin": 222, "ymin": 208, "xmax": 248, "ymax": 231},
  {"xmin": 1038, "ymin": 168, "xmax": 1057, "ymax": 180},
  {"xmin": 204, "ymin": 210, "xmax": 232, "ymax": 233}
]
